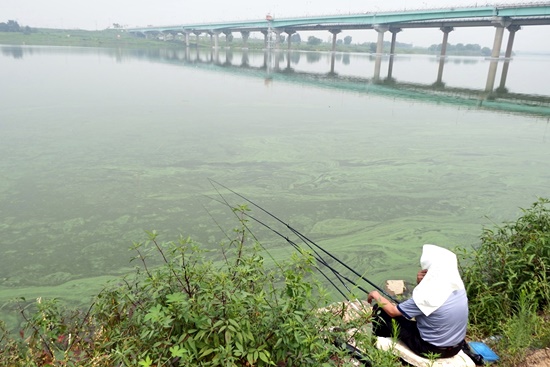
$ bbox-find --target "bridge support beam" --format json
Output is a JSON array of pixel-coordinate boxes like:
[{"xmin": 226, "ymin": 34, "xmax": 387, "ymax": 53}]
[
  {"xmin": 329, "ymin": 29, "xmax": 341, "ymax": 52},
  {"xmin": 436, "ymin": 26, "xmax": 454, "ymax": 85},
  {"xmin": 208, "ymin": 31, "xmax": 220, "ymax": 49},
  {"xmin": 261, "ymin": 30, "xmax": 268, "ymax": 49},
  {"xmin": 241, "ymin": 31, "xmax": 250, "ymax": 49},
  {"xmin": 387, "ymin": 28, "xmax": 401, "ymax": 80},
  {"xmin": 223, "ymin": 30, "xmax": 233, "ymax": 48},
  {"xmin": 242, "ymin": 50, "xmax": 249, "ymax": 67},
  {"xmin": 274, "ymin": 30, "xmax": 282, "ymax": 49},
  {"xmin": 193, "ymin": 31, "xmax": 201, "ymax": 47},
  {"xmin": 373, "ymin": 25, "xmax": 388, "ymax": 82},
  {"xmin": 485, "ymin": 17, "xmax": 510, "ymax": 92},
  {"xmin": 285, "ymin": 30, "xmax": 296, "ymax": 50},
  {"xmin": 498, "ymin": 25, "xmax": 521, "ymax": 91},
  {"xmin": 184, "ymin": 31, "xmax": 191, "ymax": 47},
  {"xmin": 286, "ymin": 50, "xmax": 292, "ymax": 70}
]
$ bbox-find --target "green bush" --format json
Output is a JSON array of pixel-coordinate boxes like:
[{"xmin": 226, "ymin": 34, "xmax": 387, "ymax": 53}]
[
  {"xmin": 93, "ymin": 230, "xmax": 345, "ymax": 366},
  {"xmin": 459, "ymin": 198, "xmax": 550, "ymax": 334},
  {"xmin": 1, "ymin": 212, "xmax": 379, "ymax": 366},
  {"xmin": 8, "ymin": 197, "xmax": 550, "ymax": 366}
]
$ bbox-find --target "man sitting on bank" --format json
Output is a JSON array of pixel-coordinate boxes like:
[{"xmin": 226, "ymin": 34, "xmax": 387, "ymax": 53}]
[{"xmin": 367, "ymin": 244, "xmax": 468, "ymax": 358}]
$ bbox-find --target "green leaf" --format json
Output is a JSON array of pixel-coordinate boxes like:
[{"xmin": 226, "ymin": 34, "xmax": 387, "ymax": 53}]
[
  {"xmin": 259, "ymin": 350, "xmax": 270, "ymax": 363},
  {"xmin": 169, "ymin": 345, "xmax": 186, "ymax": 358},
  {"xmin": 137, "ymin": 356, "xmax": 152, "ymax": 367},
  {"xmin": 200, "ymin": 348, "xmax": 215, "ymax": 357}
]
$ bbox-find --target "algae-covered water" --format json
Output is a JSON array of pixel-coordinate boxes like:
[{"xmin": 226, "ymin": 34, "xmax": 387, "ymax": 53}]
[{"xmin": 1, "ymin": 46, "xmax": 549, "ymax": 325}]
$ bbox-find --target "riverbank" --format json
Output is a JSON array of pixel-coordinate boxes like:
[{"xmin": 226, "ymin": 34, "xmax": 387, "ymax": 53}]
[{"xmin": 0, "ymin": 27, "xmax": 493, "ymax": 56}]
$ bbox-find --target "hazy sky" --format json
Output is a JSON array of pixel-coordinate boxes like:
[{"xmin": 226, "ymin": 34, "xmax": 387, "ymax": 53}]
[{"xmin": 2, "ymin": 0, "xmax": 550, "ymax": 52}]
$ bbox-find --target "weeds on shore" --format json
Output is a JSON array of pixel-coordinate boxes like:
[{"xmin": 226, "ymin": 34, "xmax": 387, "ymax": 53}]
[
  {"xmin": 459, "ymin": 198, "xmax": 550, "ymax": 366},
  {"xmin": 2, "ymin": 199, "xmax": 550, "ymax": 366},
  {"xmin": 0, "ymin": 207, "xmax": 391, "ymax": 366}
]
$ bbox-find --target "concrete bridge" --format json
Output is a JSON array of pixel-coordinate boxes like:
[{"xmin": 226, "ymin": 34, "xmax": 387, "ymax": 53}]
[{"xmin": 127, "ymin": 3, "xmax": 550, "ymax": 92}]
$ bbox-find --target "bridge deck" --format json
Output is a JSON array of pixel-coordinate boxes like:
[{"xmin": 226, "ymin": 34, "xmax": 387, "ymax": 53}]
[{"xmin": 127, "ymin": 3, "xmax": 550, "ymax": 34}]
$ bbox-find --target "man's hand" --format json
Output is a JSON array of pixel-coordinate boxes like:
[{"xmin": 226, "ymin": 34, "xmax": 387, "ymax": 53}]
[
  {"xmin": 368, "ymin": 290, "xmax": 380, "ymax": 304},
  {"xmin": 367, "ymin": 290, "xmax": 402, "ymax": 317},
  {"xmin": 417, "ymin": 269, "xmax": 428, "ymax": 284}
]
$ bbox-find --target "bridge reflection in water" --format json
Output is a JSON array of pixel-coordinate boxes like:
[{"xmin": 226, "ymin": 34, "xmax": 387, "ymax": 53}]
[
  {"xmin": 3, "ymin": 44, "xmax": 547, "ymax": 117},
  {"xmin": 141, "ymin": 47, "xmax": 550, "ymax": 118}
]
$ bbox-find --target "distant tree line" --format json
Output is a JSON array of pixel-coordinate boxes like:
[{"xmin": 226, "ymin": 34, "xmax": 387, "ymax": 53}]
[
  {"xmin": 0, "ymin": 20, "xmax": 32, "ymax": 34},
  {"xmin": 428, "ymin": 42, "xmax": 492, "ymax": 56}
]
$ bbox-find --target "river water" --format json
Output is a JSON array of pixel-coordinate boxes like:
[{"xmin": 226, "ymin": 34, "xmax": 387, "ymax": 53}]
[{"xmin": 0, "ymin": 45, "xmax": 549, "ymax": 324}]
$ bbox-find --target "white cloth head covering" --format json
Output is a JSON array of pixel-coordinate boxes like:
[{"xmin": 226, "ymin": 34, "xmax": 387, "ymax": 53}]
[{"xmin": 412, "ymin": 244, "xmax": 465, "ymax": 316}]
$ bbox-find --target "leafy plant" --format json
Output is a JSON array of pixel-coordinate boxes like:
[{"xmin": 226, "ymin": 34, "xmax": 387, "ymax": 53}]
[
  {"xmin": 1, "ymin": 207, "xmax": 384, "ymax": 366},
  {"xmin": 495, "ymin": 290, "xmax": 539, "ymax": 366},
  {"xmin": 459, "ymin": 198, "xmax": 550, "ymax": 334}
]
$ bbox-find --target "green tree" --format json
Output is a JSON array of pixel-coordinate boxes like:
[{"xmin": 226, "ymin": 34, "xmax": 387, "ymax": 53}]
[
  {"xmin": 344, "ymin": 35, "xmax": 352, "ymax": 45},
  {"xmin": 369, "ymin": 42, "xmax": 377, "ymax": 53},
  {"xmin": 290, "ymin": 33, "xmax": 301, "ymax": 44},
  {"xmin": 0, "ymin": 20, "xmax": 21, "ymax": 32},
  {"xmin": 307, "ymin": 35, "xmax": 322, "ymax": 46}
]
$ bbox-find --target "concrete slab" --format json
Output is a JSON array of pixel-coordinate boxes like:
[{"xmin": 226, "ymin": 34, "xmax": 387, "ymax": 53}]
[
  {"xmin": 376, "ymin": 337, "xmax": 475, "ymax": 367},
  {"xmin": 385, "ymin": 280, "xmax": 406, "ymax": 296}
]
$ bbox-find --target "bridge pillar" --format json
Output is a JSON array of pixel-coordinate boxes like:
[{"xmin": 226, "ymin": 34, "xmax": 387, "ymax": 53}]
[
  {"xmin": 285, "ymin": 30, "xmax": 296, "ymax": 50},
  {"xmin": 485, "ymin": 18, "xmax": 510, "ymax": 92},
  {"xmin": 329, "ymin": 29, "xmax": 341, "ymax": 52},
  {"xmin": 207, "ymin": 31, "xmax": 218, "ymax": 48},
  {"xmin": 213, "ymin": 31, "xmax": 220, "ymax": 49},
  {"xmin": 274, "ymin": 29, "xmax": 282, "ymax": 49},
  {"xmin": 223, "ymin": 30, "xmax": 233, "ymax": 48},
  {"xmin": 436, "ymin": 26, "xmax": 454, "ymax": 85},
  {"xmin": 286, "ymin": 50, "xmax": 292, "ymax": 70},
  {"xmin": 261, "ymin": 30, "xmax": 268, "ymax": 49},
  {"xmin": 241, "ymin": 31, "xmax": 250, "ymax": 49},
  {"xmin": 387, "ymin": 28, "xmax": 401, "ymax": 80},
  {"xmin": 273, "ymin": 51, "xmax": 281, "ymax": 71},
  {"xmin": 373, "ymin": 25, "xmax": 388, "ymax": 82},
  {"xmin": 242, "ymin": 50, "xmax": 249, "ymax": 67},
  {"xmin": 193, "ymin": 31, "xmax": 201, "ymax": 47},
  {"xmin": 184, "ymin": 31, "xmax": 191, "ymax": 47},
  {"xmin": 498, "ymin": 25, "xmax": 521, "ymax": 91}
]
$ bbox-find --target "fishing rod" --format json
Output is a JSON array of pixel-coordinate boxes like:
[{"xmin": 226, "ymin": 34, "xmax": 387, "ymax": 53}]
[
  {"xmin": 208, "ymin": 185, "xmax": 375, "ymax": 367},
  {"xmin": 208, "ymin": 179, "xmax": 399, "ymax": 304},
  {"xmin": 209, "ymin": 190, "xmax": 386, "ymax": 328},
  {"xmin": 206, "ymin": 192, "xmax": 352, "ymax": 301},
  {"xmin": 225, "ymin": 202, "xmax": 379, "ymax": 301}
]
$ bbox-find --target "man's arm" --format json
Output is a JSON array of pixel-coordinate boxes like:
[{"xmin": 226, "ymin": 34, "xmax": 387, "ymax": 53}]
[{"xmin": 367, "ymin": 290, "xmax": 402, "ymax": 317}]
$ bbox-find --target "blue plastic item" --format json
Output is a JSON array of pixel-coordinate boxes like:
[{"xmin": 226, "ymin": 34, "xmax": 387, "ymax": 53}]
[{"xmin": 468, "ymin": 341, "xmax": 499, "ymax": 363}]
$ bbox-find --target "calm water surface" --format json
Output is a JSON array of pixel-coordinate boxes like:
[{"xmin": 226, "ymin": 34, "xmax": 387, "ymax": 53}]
[{"xmin": 1, "ymin": 45, "xmax": 549, "ymax": 322}]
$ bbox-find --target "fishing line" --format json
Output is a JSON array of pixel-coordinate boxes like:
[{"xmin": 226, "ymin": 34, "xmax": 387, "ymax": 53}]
[
  {"xmin": 207, "ymin": 183, "xmax": 286, "ymax": 275},
  {"xmin": 207, "ymin": 183, "xmax": 374, "ymax": 366},
  {"xmin": 208, "ymin": 179, "xmax": 399, "ymax": 303},
  {"xmin": 206, "ymin": 194, "xmax": 351, "ymax": 300}
]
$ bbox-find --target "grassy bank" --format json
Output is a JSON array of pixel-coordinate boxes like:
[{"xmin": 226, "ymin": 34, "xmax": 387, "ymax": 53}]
[
  {"xmin": 0, "ymin": 28, "xmax": 179, "ymax": 48},
  {"xmin": 1, "ymin": 199, "xmax": 549, "ymax": 366},
  {"xmin": 1, "ymin": 27, "xmax": 490, "ymax": 56}
]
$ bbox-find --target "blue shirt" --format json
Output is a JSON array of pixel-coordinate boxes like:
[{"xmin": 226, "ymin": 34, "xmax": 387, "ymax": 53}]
[{"xmin": 397, "ymin": 289, "xmax": 468, "ymax": 347}]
